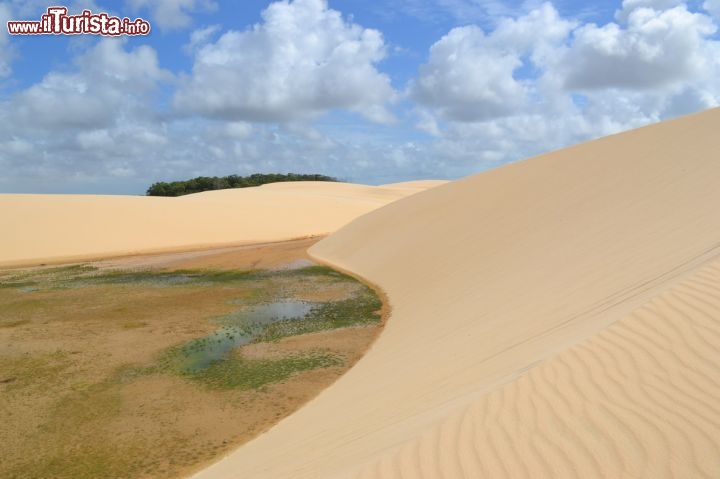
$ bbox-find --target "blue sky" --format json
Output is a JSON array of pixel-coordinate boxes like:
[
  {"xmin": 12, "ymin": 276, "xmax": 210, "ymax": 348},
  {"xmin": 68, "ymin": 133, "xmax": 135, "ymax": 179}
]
[{"xmin": 1, "ymin": 0, "xmax": 719, "ymax": 194}]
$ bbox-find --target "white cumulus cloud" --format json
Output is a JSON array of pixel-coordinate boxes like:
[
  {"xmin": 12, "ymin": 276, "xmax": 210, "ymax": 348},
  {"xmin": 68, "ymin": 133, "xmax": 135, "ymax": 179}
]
[
  {"xmin": 126, "ymin": 0, "xmax": 217, "ymax": 30},
  {"xmin": 614, "ymin": 0, "xmax": 684, "ymax": 22},
  {"xmin": 561, "ymin": 6, "xmax": 717, "ymax": 90},
  {"xmin": 3, "ymin": 0, "xmax": 720, "ymax": 194},
  {"xmin": 704, "ymin": 0, "xmax": 720, "ymax": 19},
  {"xmin": 408, "ymin": 0, "xmax": 720, "ymax": 180},
  {"xmin": 0, "ymin": 3, "xmax": 15, "ymax": 78},
  {"xmin": 13, "ymin": 39, "xmax": 171, "ymax": 130},
  {"xmin": 77, "ymin": 129, "xmax": 115, "ymax": 150},
  {"xmin": 184, "ymin": 24, "xmax": 221, "ymax": 53},
  {"xmin": 411, "ymin": 3, "xmax": 574, "ymax": 122},
  {"xmin": 411, "ymin": 25, "xmax": 526, "ymax": 121},
  {"xmin": 174, "ymin": 0, "xmax": 395, "ymax": 123}
]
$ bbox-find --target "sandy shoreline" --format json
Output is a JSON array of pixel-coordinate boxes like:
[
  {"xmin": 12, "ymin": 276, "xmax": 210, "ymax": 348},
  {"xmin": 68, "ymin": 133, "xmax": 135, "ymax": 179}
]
[
  {"xmin": 0, "ymin": 180, "xmax": 445, "ymax": 268},
  {"xmin": 0, "ymin": 236, "xmax": 326, "ymax": 270}
]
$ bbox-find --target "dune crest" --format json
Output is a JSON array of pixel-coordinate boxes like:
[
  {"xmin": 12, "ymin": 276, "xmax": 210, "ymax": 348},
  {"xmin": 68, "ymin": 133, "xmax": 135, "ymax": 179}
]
[
  {"xmin": 192, "ymin": 107, "xmax": 720, "ymax": 478},
  {"xmin": 0, "ymin": 181, "xmax": 442, "ymax": 267}
]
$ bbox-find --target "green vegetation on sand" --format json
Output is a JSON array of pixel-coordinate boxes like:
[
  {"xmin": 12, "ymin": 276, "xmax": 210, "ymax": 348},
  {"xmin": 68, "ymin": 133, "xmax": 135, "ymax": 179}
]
[{"xmin": 146, "ymin": 172, "xmax": 338, "ymax": 196}]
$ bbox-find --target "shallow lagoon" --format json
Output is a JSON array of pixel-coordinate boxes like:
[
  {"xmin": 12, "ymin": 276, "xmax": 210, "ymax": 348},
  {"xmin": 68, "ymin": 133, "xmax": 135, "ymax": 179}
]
[
  {"xmin": 0, "ymin": 248, "xmax": 383, "ymax": 479},
  {"xmin": 179, "ymin": 300, "xmax": 317, "ymax": 372}
]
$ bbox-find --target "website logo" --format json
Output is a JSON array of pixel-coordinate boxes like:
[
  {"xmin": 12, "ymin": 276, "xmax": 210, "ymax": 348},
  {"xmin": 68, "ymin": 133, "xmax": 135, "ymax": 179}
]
[{"xmin": 7, "ymin": 7, "xmax": 151, "ymax": 36}]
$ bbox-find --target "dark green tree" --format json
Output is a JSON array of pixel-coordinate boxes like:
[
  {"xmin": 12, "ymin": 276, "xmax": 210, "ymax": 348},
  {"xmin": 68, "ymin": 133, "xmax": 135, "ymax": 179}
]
[{"xmin": 146, "ymin": 173, "xmax": 339, "ymax": 197}]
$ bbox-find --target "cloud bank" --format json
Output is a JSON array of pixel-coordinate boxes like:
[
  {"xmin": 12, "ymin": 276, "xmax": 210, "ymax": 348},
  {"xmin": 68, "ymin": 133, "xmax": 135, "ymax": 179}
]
[
  {"xmin": 174, "ymin": 0, "xmax": 395, "ymax": 123},
  {"xmin": 0, "ymin": 0, "xmax": 719, "ymax": 193}
]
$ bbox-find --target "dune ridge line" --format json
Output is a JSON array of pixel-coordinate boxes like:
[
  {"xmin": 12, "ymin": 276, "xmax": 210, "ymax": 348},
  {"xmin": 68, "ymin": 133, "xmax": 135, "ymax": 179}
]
[{"xmin": 191, "ymin": 107, "xmax": 720, "ymax": 478}]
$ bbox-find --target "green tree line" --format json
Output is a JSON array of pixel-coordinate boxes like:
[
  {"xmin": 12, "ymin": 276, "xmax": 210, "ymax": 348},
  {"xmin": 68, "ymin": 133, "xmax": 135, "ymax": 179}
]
[{"xmin": 146, "ymin": 173, "xmax": 339, "ymax": 197}]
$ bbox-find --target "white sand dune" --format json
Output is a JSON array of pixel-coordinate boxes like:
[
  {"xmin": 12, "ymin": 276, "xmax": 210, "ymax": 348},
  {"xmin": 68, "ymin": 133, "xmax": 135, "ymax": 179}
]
[
  {"xmin": 0, "ymin": 181, "xmax": 442, "ymax": 267},
  {"xmin": 192, "ymin": 107, "xmax": 720, "ymax": 478},
  {"xmin": 357, "ymin": 258, "xmax": 720, "ymax": 478}
]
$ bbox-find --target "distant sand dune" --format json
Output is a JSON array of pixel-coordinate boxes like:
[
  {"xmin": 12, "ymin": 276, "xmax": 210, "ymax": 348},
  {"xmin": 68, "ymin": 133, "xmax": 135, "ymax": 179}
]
[
  {"xmin": 0, "ymin": 181, "xmax": 443, "ymax": 267},
  {"xmin": 192, "ymin": 107, "xmax": 720, "ymax": 478}
]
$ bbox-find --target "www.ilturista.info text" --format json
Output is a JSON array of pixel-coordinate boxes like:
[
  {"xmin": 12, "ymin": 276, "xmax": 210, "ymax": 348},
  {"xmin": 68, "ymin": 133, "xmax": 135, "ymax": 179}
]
[{"xmin": 7, "ymin": 7, "xmax": 151, "ymax": 36}]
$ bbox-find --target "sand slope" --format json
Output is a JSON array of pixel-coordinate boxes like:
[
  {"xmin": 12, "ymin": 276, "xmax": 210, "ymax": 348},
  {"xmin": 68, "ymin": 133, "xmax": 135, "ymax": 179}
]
[
  {"xmin": 0, "ymin": 181, "xmax": 443, "ymax": 267},
  {"xmin": 193, "ymin": 107, "xmax": 720, "ymax": 478},
  {"xmin": 357, "ymin": 257, "xmax": 720, "ymax": 478}
]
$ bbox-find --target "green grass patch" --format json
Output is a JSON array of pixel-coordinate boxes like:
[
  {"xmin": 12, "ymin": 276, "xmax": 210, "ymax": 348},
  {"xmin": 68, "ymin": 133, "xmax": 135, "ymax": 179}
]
[
  {"xmin": 0, "ymin": 264, "xmax": 96, "ymax": 291},
  {"xmin": 0, "ymin": 351, "xmax": 72, "ymax": 391},
  {"xmin": 0, "ymin": 264, "xmax": 353, "ymax": 292},
  {"xmin": 152, "ymin": 342, "xmax": 343, "ymax": 391},
  {"xmin": 67, "ymin": 268, "xmax": 265, "ymax": 289},
  {"xmin": 121, "ymin": 321, "xmax": 148, "ymax": 330},
  {"xmin": 0, "ymin": 280, "xmax": 39, "ymax": 289},
  {"xmin": 7, "ymin": 443, "xmax": 143, "ymax": 479},
  {"xmin": 7, "ymin": 378, "xmax": 139, "ymax": 479},
  {"xmin": 0, "ymin": 265, "xmax": 267, "ymax": 291},
  {"xmin": 280, "ymin": 265, "xmax": 353, "ymax": 280},
  {"xmin": 0, "ymin": 319, "xmax": 32, "ymax": 328},
  {"xmin": 182, "ymin": 351, "xmax": 342, "ymax": 390},
  {"xmin": 254, "ymin": 289, "xmax": 382, "ymax": 342}
]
